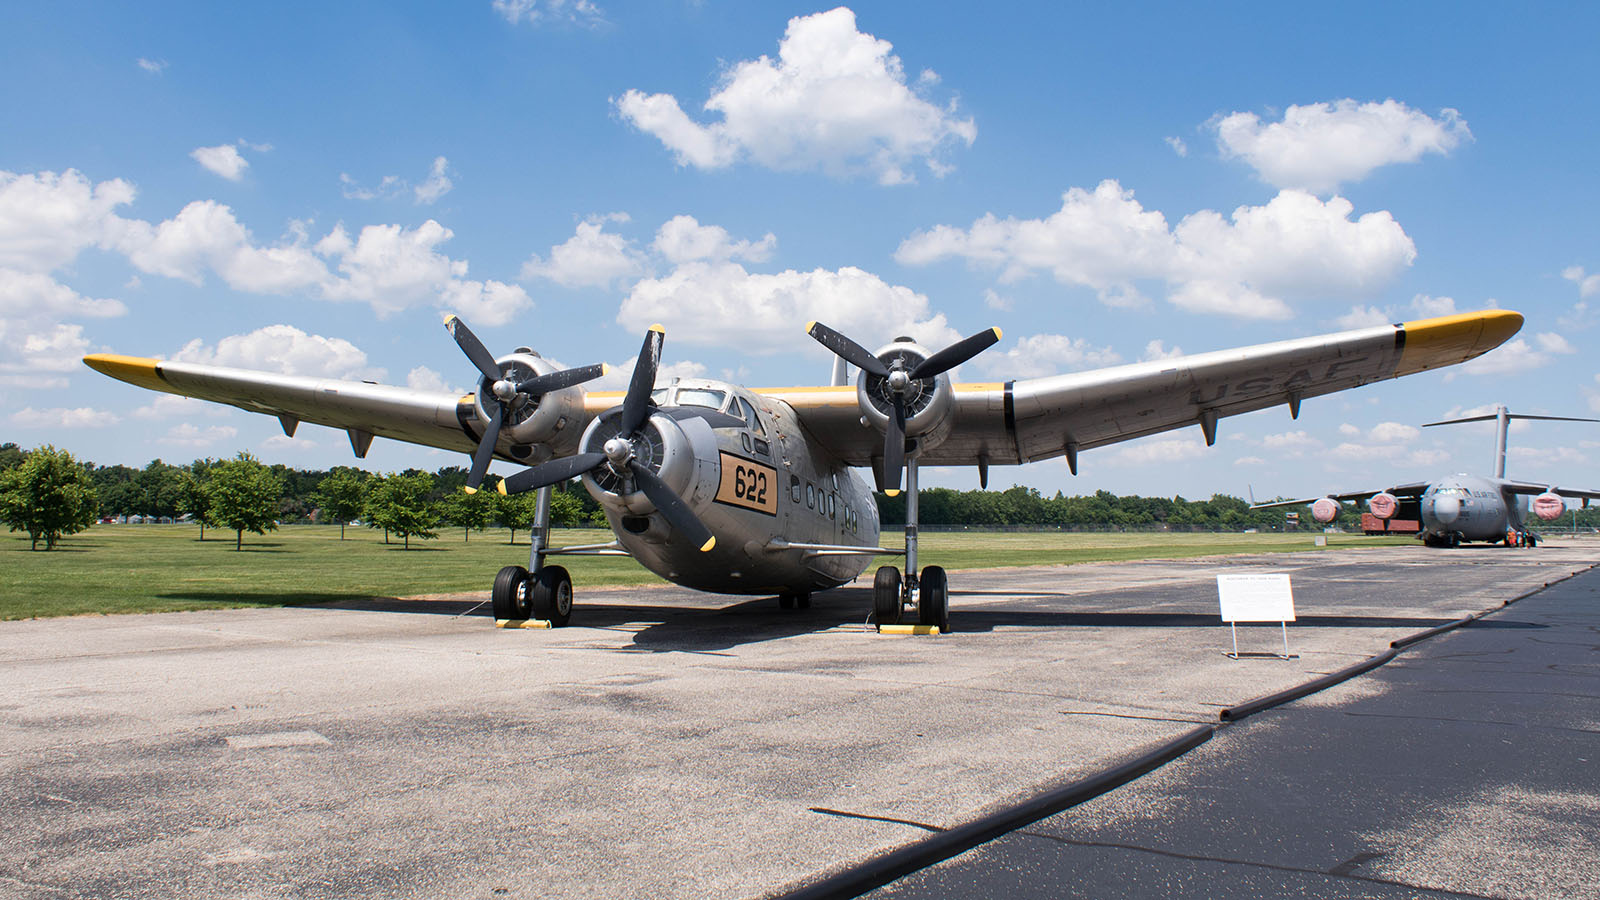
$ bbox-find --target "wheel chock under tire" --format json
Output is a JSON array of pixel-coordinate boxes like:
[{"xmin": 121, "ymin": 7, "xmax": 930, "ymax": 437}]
[
  {"xmin": 495, "ymin": 619, "xmax": 554, "ymax": 629},
  {"xmin": 877, "ymin": 624, "xmax": 941, "ymax": 635}
]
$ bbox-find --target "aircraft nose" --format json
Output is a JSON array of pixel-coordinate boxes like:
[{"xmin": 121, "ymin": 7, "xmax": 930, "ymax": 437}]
[{"xmin": 1431, "ymin": 496, "xmax": 1461, "ymax": 524}]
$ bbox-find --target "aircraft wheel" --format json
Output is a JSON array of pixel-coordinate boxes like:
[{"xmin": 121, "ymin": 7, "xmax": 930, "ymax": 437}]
[
  {"xmin": 918, "ymin": 565, "xmax": 950, "ymax": 632},
  {"xmin": 530, "ymin": 565, "xmax": 573, "ymax": 626},
  {"xmin": 873, "ymin": 566, "xmax": 902, "ymax": 626},
  {"xmin": 1527, "ymin": 533, "xmax": 1538, "ymax": 548},
  {"xmin": 779, "ymin": 594, "xmax": 795, "ymax": 610},
  {"xmin": 1449, "ymin": 532, "xmax": 1462, "ymax": 549},
  {"xmin": 492, "ymin": 565, "xmax": 532, "ymax": 620},
  {"xmin": 796, "ymin": 593, "xmax": 810, "ymax": 609}
]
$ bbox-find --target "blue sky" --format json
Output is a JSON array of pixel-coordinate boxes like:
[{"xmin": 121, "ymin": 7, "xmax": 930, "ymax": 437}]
[{"xmin": 4, "ymin": 2, "xmax": 1597, "ymax": 500}]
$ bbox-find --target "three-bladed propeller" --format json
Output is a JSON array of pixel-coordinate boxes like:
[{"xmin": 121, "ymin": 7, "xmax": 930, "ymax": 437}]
[
  {"xmin": 490, "ymin": 325, "xmax": 716, "ymax": 553},
  {"xmin": 444, "ymin": 314, "xmax": 609, "ymax": 493},
  {"xmin": 806, "ymin": 322, "xmax": 1002, "ymax": 494}
]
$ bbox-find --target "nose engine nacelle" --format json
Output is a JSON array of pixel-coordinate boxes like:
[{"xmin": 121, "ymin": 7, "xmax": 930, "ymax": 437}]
[
  {"xmin": 472, "ymin": 352, "xmax": 586, "ymax": 454},
  {"xmin": 1532, "ymin": 491, "xmax": 1566, "ymax": 521},
  {"xmin": 578, "ymin": 409, "xmax": 720, "ymax": 529},
  {"xmin": 856, "ymin": 338, "xmax": 956, "ymax": 448}
]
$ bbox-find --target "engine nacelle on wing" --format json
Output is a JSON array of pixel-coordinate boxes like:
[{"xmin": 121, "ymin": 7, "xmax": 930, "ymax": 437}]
[
  {"xmin": 855, "ymin": 337, "xmax": 956, "ymax": 447},
  {"xmin": 1367, "ymin": 492, "xmax": 1398, "ymax": 519},
  {"xmin": 578, "ymin": 409, "xmax": 721, "ymax": 538},
  {"xmin": 472, "ymin": 352, "xmax": 586, "ymax": 455},
  {"xmin": 1311, "ymin": 497, "xmax": 1340, "ymax": 523},
  {"xmin": 1532, "ymin": 491, "xmax": 1566, "ymax": 521}
]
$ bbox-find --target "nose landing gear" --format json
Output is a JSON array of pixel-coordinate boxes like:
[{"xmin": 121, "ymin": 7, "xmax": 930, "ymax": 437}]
[{"xmin": 872, "ymin": 458, "xmax": 950, "ymax": 633}]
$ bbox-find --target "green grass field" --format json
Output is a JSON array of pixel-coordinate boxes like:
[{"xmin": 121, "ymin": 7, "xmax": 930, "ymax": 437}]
[{"xmin": 0, "ymin": 524, "xmax": 1413, "ymax": 620}]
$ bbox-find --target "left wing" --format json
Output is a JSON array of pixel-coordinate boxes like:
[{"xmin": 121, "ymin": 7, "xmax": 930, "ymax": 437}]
[
  {"xmin": 1250, "ymin": 482, "xmax": 1431, "ymax": 511},
  {"xmin": 775, "ymin": 310, "xmax": 1524, "ymax": 469},
  {"xmin": 83, "ymin": 354, "xmax": 481, "ymax": 459}
]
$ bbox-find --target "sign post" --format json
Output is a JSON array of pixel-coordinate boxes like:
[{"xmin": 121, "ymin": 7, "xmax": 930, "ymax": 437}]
[{"xmin": 1216, "ymin": 573, "xmax": 1296, "ymax": 659}]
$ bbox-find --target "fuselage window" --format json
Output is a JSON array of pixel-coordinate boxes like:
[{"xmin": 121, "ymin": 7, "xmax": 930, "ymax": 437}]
[
  {"xmin": 740, "ymin": 432, "xmax": 752, "ymax": 453},
  {"xmin": 738, "ymin": 397, "xmax": 766, "ymax": 435},
  {"xmin": 753, "ymin": 437, "xmax": 771, "ymax": 457},
  {"xmin": 790, "ymin": 474, "xmax": 802, "ymax": 503},
  {"xmin": 828, "ymin": 493, "xmax": 836, "ymax": 519},
  {"xmin": 806, "ymin": 483, "xmax": 815, "ymax": 509}
]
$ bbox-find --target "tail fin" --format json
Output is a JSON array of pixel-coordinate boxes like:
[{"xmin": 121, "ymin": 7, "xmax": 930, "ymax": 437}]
[{"xmin": 1424, "ymin": 405, "xmax": 1600, "ymax": 478}]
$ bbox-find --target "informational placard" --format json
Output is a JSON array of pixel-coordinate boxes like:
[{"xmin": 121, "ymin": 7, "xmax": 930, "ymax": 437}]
[{"xmin": 1216, "ymin": 573, "xmax": 1295, "ymax": 623}]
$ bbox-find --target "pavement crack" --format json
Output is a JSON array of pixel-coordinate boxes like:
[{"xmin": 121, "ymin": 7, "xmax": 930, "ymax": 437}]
[
  {"xmin": 1057, "ymin": 710, "xmax": 1210, "ymax": 725},
  {"xmin": 808, "ymin": 807, "xmax": 944, "ymax": 833},
  {"xmin": 1015, "ymin": 832, "xmax": 1502, "ymax": 899}
]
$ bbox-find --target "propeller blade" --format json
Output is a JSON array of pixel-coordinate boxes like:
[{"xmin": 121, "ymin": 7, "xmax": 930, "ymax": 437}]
[
  {"xmin": 464, "ymin": 402, "xmax": 503, "ymax": 492},
  {"xmin": 500, "ymin": 451, "xmax": 606, "ymax": 495},
  {"xmin": 910, "ymin": 327, "xmax": 1003, "ymax": 380},
  {"xmin": 806, "ymin": 321, "xmax": 889, "ymax": 377},
  {"xmin": 629, "ymin": 460, "xmax": 716, "ymax": 552},
  {"xmin": 883, "ymin": 394, "xmax": 906, "ymax": 494},
  {"xmin": 443, "ymin": 314, "xmax": 504, "ymax": 384},
  {"xmin": 514, "ymin": 362, "xmax": 608, "ymax": 396},
  {"xmin": 619, "ymin": 325, "xmax": 665, "ymax": 436}
]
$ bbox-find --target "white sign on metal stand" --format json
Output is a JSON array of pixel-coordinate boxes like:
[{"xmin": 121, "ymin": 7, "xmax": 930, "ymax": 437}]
[{"xmin": 1216, "ymin": 573, "xmax": 1296, "ymax": 659}]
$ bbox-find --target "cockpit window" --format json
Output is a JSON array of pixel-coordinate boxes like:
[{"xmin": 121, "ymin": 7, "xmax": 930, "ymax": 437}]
[
  {"xmin": 650, "ymin": 388, "xmax": 669, "ymax": 405},
  {"xmin": 676, "ymin": 388, "xmax": 727, "ymax": 410},
  {"xmin": 738, "ymin": 397, "xmax": 766, "ymax": 435}
]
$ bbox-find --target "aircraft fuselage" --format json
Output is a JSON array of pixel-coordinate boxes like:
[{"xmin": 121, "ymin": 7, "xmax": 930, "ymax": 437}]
[{"xmin": 1418, "ymin": 474, "xmax": 1525, "ymax": 544}]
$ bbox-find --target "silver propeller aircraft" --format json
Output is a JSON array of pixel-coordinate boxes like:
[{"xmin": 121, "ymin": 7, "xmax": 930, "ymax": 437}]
[
  {"xmin": 1252, "ymin": 404, "xmax": 1600, "ymax": 547},
  {"xmin": 86, "ymin": 309, "xmax": 1522, "ymax": 627}
]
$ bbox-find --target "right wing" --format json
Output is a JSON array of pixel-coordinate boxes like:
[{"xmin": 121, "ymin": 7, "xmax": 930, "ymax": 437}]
[
  {"xmin": 1251, "ymin": 482, "xmax": 1431, "ymax": 511},
  {"xmin": 778, "ymin": 310, "xmax": 1524, "ymax": 469}
]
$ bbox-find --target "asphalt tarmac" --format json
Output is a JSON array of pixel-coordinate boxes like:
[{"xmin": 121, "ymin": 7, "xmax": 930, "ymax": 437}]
[
  {"xmin": 1, "ymin": 539, "xmax": 1595, "ymax": 900},
  {"xmin": 868, "ymin": 557, "xmax": 1600, "ymax": 900}
]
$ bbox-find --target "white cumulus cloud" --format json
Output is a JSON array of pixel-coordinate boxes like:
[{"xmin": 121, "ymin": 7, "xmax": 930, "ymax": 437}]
[
  {"xmin": 1105, "ymin": 438, "xmax": 1208, "ymax": 467},
  {"xmin": 190, "ymin": 144, "xmax": 251, "ymax": 181},
  {"xmin": 897, "ymin": 180, "xmax": 1415, "ymax": 319},
  {"xmin": 493, "ymin": 0, "xmax": 605, "ymax": 27},
  {"xmin": 1211, "ymin": 99, "xmax": 1471, "ymax": 194},
  {"xmin": 161, "ymin": 423, "xmax": 240, "ymax": 448},
  {"xmin": 978, "ymin": 334, "xmax": 1122, "ymax": 379},
  {"xmin": 616, "ymin": 7, "xmax": 975, "ymax": 185},
  {"xmin": 1451, "ymin": 332, "xmax": 1577, "ymax": 379},
  {"xmin": 172, "ymin": 324, "xmax": 384, "ymax": 381},
  {"xmin": 10, "ymin": 406, "xmax": 122, "ymax": 428},
  {"xmin": 521, "ymin": 215, "xmax": 647, "ymax": 288}
]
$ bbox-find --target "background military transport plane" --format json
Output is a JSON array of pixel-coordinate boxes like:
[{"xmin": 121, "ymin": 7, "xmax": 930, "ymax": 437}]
[
  {"xmin": 85, "ymin": 309, "xmax": 1523, "ymax": 629},
  {"xmin": 1253, "ymin": 404, "xmax": 1600, "ymax": 547}
]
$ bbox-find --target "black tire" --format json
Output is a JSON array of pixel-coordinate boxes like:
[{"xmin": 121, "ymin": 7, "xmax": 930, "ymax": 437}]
[
  {"xmin": 779, "ymin": 594, "xmax": 795, "ymax": 610},
  {"xmin": 918, "ymin": 565, "xmax": 949, "ymax": 632},
  {"xmin": 492, "ymin": 565, "xmax": 531, "ymax": 620},
  {"xmin": 796, "ymin": 593, "xmax": 811, "ymax": 609},
  {"xmin": 873, "ymin": 566, "xmax": 902, "ymax": 626},
  {"xmin": 1450, "ymin": 532, "xmax": 1462, "ymax": 548},
  {"xmin": 530, "ymin": 565, "xmax": 573, "ymax": 626},
  {"xmin": 1527, "ymin": 533, "xmax": 1537, "ymax": 548}
]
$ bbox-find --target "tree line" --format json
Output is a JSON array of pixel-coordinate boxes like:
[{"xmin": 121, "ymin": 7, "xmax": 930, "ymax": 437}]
[{"xmin": 5, "ymin": 441, "xmax": 1598, "ymax": 551}]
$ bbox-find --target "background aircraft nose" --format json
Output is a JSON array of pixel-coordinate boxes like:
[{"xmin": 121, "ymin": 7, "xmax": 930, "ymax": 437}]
[{"xmin": 1431, "ymin": 496, "xmax": 1461, "ymax": 524}]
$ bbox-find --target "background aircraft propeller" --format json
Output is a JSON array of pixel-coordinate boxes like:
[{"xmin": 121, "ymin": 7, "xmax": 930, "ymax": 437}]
[
  {"xmin": 806, "ymin": 321, "xmax": 1001, "ymax": 494},
  {"xmin": 443, "ymin": 314, "xmax": 608, "ymax": 493},
  {"xmin": 496, "ymin": 325, "xmax": 716, "ymax": 553}
]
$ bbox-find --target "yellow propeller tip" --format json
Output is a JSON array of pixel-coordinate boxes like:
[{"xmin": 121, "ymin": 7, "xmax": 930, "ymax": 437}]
[
  {"xmin": 649, "ymin": 323, "xmax": 665, "ymax": 334},
  {"xmin": 700, "ymin": 536, "xmax": 717, "ymax": 552},
  {"xmin": 992, "ymin": 326, "xmax": 1003, "ymax": 341},
  {"xmin": 443, "ymin": 313, "xmax": 457, "ymax": 325},
  {"xmin": 885, "ymin": 489, "xmax": 901, "ymax": 497},
  {"xmin": 805, "ymin": 320, "xmax": 817, "ymax": 333},
  {"xmin": 462, "ymin": 486, "xmax": 478, "ymax": 495},
  {"xmin": 496, "ymin": 482, "xmax": 508, "ymax": 496},
  {"xmin": 601, "ymin": 363, "xmax": 612, "ymax": 376}
]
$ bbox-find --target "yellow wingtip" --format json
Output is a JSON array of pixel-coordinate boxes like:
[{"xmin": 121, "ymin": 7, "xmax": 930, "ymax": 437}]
[
  {"xmin": 82, "ymin": 353, "xmax": 174, "ymax": 394},
  {"xmin": 700, "ymin": 536, "xmax": 717, "ymax": 552},
  {"xmin": 1396, "ymin": 309, "xmax": 1525, "ymax": 377}
]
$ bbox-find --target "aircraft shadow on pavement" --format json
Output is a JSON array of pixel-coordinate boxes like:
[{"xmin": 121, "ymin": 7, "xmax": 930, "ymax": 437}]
[{"xmin": 941, "ymin": 610, "xmax": 1469, "ymax": 634}]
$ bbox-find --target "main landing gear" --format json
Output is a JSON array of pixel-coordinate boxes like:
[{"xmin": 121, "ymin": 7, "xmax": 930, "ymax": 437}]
[
  {"xmin": 491, "ymin": 484, "xmax": 576, "ymax": 626},
  {"xmin": 872, "ymin": 456, "xmax": 951, "ymax": 632}
]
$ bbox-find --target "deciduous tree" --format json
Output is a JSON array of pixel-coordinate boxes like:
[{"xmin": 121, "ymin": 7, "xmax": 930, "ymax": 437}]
[
  {"xmin": 364, "ymin": 470, "xmax": 439, "ymax": 549},
  {"xmin": 204, "ymin": 452, "xmax": 283, "ymax": 550},
  {"xmin": 313, "ymin": 467, "xmax": 367, "ymax": 540},
  {"xmin": 0, "ymin": 445, "xmax": 98, "ymax": 550}
]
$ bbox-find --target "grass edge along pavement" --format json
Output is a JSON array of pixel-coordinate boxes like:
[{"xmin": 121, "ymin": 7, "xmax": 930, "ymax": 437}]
[{"xmin": 1, "ymin": 524, "xmax": 1414, "ymax": 621}]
